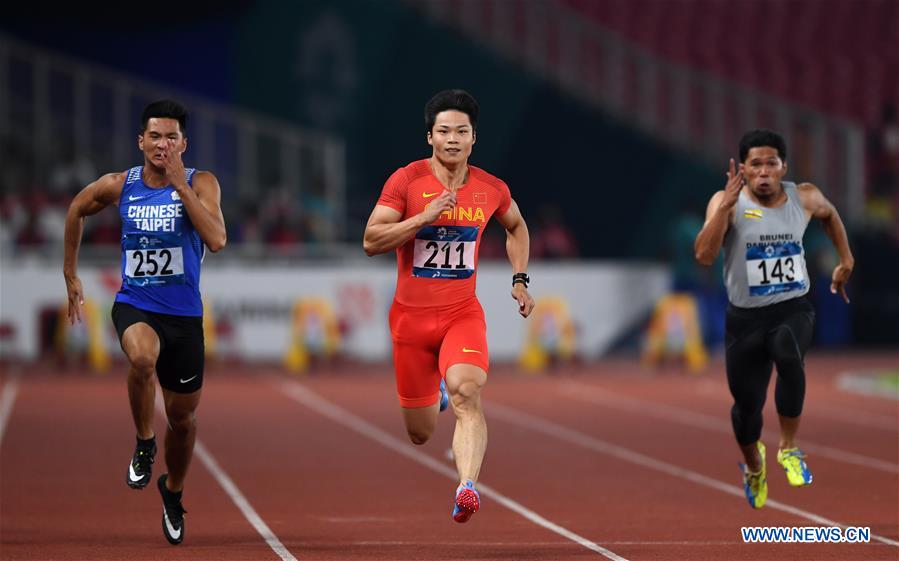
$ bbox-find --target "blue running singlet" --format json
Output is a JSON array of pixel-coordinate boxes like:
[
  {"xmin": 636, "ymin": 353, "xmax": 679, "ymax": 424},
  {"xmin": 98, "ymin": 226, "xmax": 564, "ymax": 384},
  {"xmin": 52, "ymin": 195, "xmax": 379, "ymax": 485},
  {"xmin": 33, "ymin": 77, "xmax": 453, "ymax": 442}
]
[{"xmin": 114, "ymin": 166, "xmax": 204, "ymax": 316}]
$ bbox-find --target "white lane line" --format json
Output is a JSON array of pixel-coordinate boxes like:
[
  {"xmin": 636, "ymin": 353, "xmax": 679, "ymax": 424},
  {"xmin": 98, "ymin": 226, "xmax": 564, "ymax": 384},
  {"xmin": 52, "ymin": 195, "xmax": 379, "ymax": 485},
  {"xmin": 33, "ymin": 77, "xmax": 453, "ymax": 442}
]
[
  {"xmin": 803, "ymin": 403, "xmax": 898, "ymax": 433},
  {"xmin": 0, "ymin": 374, "xmax": 21, "ymax": 449},
  {"xmin": 487, "ymin": 402, "xmax": 899, "ymax": 548},
  {"xmin": 559, "ymin": 382, "xmax": 898, "ymax": 474},
  {"xmin": 193, "ymin": 442, "xmax": 297, "ymax": 561},
  {"xmin": 154, "ymin": 401, "xmax": 297, "ymax": 561},
  {"xmin": 838, "ymin": 373, "xmax": 899, "ymax": 401},
  {"xmin": 278, "ymin": 381, "xmax": 628, "ymax": 561}
]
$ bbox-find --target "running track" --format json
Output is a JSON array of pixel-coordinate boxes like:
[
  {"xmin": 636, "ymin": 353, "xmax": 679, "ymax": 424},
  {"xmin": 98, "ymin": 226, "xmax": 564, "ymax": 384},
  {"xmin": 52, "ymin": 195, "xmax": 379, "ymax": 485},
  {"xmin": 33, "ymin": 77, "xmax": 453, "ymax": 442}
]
[{"xmin": 1, "ymin": 353, "xmax": 897, "ymax": 560}]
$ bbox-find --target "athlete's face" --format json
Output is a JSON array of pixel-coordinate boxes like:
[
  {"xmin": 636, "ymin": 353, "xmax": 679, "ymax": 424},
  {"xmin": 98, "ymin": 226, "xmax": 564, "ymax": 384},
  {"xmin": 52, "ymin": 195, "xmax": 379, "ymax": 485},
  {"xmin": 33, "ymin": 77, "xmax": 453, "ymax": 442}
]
[
  {"xmin": 740, "ymin": 146, "xmax": 787, "ymax": 198},
  {"xmin": 139, "ymin": 118, "xmax": 187, "ymax": 168},
  {"xmin": 428, "ymin": 110, "xmax": 475, "ymax": 164}
]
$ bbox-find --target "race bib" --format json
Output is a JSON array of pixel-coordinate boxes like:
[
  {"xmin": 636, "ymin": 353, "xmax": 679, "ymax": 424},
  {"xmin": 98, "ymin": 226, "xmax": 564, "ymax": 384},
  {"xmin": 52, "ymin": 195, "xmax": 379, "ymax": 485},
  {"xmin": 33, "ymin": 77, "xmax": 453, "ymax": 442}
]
[
  {"xmin": 123, "ymin": 233, "xmax": 185, "ymax": 286},
  {"xmin": 746, "ymin": 242, "xmax": 807, "ymax": 296},
  {"xmin": 412, "ymin": 225, "xmax": 478, "ymax": 279}
]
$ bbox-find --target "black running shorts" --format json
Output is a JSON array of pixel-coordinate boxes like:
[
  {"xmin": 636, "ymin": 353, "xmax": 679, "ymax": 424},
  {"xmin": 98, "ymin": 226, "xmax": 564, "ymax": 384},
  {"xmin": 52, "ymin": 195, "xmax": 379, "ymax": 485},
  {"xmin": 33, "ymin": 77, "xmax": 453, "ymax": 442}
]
[{"xmin": 111, "ymin": 302, "xmax": 205, "ymax": 393}]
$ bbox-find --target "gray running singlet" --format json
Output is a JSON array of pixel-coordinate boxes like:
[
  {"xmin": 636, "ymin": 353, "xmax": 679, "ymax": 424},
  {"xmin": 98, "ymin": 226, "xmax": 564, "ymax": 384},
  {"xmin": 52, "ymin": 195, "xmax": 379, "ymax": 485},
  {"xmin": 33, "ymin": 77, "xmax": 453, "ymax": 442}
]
[{"xmin": 723, "ymin": 181, "xmax": 811, "ymax": 308}]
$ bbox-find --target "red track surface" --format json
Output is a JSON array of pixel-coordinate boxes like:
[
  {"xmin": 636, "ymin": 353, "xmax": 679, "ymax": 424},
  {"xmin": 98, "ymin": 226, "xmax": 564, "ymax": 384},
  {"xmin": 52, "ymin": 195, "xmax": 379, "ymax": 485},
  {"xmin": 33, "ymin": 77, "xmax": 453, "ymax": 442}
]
[{"xmin": 2, "ymin": 353, "xmax": 897, "ymax": 560}]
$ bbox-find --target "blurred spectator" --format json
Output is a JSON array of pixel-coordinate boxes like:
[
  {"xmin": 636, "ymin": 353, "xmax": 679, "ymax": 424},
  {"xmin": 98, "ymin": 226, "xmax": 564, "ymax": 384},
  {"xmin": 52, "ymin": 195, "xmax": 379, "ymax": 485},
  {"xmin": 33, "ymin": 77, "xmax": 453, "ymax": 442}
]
[
  {"xmin": 0, "ymin": 136, "xmax": 34, "ymax": 202},
  {"xmin": 300, "ymin": 173, "xmax": 336, "ymax": 243},
  {"xmin": 868, "ymin": 103, "xmax": 899, "ymax": 188},
  {"xmin": 10, "ymin": 188, "xmax": 69, "ymax": 247},
  {"xmin": 84, "ymin": 206, "xmax": 122, "ymax": 245},
  {"xmin": 804, "ymin": 223, "xmax": 851, "ymax": 346},
  {"xmin": 49, "ymin": 142, "xmax": 97, "ymax": 198},
  {"xmin": 265, "ymin": 212, "xmax": 302, "ymax": 246},
  {"xmin": 230, "ymin": 201, "xmax": 264, "ymax": 244},
  {"xmin": 0, "ymin": 189, "xmax": 27, "ymax": 255},
  {"xmin": 667, "ymin": 204, "xmax": 726, "ymax": 349},
  {"xmin": 531, "ymin": 204, "xmax": 579, "ymax": 260},
  {"xmin": 15, "ymin": 211, "xmax": 46, "ymax": 247},
  {"xmin": 261, "ymin": 186, "xmax": 304, "ymax": 247},
  {"xmin": 38, "ymin": 191, "xmax": 70, "ymax": 246},
  {"xmin": 866, "ymin": 102, "xmax": 899, "ymax": 238},
  {"xmin": 476, "ymin": 222, "xmax": 506, "ymax": 260}
]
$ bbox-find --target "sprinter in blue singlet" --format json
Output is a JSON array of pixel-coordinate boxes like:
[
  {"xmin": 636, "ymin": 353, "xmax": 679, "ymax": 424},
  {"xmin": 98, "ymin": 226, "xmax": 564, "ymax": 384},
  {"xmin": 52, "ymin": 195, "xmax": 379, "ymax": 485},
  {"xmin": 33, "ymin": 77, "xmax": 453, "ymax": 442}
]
[{"xmin": 63, "ymin": 100, "xmax": 226, "ymax": 545}]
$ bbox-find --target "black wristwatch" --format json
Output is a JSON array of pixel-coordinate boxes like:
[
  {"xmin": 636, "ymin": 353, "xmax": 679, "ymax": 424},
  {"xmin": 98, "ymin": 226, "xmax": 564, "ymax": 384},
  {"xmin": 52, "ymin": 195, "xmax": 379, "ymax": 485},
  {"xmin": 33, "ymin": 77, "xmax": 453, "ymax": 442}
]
[{"xmin": 512, "ymin": 273, "xmax": 530, "ymax": 287}]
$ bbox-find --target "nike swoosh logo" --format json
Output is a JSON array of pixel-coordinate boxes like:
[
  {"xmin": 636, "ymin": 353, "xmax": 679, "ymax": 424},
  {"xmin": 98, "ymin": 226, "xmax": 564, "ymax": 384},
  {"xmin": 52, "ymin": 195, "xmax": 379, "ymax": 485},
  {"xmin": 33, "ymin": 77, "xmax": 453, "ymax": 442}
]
[
  {"xmin": 462, "ymin": 348, "xmax": 481, "ymax": 354},
  {"xmin": 164, "ymin": 510, "xmax": 182, "ymax": 539},
  {"xmin": 128, "ymin": 463, "xmax": 144, "ymax": 482},
  {"xmin": 128, "ymin": 195, "xmax": 146, "ymax": 201},
  {"xmin": 422, "ymin": 192, "xmax": 439, "ymax": 198},
  {"xmin": 180, "ymin": 375, "xmax": 198, "ymax": 384}
]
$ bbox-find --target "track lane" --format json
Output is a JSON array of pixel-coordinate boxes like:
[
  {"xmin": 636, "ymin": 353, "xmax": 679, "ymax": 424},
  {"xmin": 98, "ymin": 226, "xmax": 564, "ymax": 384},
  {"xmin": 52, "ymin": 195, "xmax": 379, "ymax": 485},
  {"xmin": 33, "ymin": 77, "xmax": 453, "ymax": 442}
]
[{"xmin": 0, "ymin": 374, "xmax": 292, "ymax": 561}]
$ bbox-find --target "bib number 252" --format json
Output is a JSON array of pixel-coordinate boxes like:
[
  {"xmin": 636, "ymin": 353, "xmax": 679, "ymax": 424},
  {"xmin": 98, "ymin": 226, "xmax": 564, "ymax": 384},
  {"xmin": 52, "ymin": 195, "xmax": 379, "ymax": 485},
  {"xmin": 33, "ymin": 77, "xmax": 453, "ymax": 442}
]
[
  {"xmin": 125, "ymin": 246, "xmax": 185, "ymax": 284},
  {"xmin": 131, "ymin": 249, "xmax": 175, "ymax": 277}
]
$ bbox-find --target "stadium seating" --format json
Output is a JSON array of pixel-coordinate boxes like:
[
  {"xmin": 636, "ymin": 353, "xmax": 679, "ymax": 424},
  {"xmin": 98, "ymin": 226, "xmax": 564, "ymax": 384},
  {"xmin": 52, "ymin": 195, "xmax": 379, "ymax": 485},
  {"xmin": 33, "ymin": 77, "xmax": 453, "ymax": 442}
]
[{"xmin": 560, "ymin": 0, "xmax": 898, "ymax": 124}]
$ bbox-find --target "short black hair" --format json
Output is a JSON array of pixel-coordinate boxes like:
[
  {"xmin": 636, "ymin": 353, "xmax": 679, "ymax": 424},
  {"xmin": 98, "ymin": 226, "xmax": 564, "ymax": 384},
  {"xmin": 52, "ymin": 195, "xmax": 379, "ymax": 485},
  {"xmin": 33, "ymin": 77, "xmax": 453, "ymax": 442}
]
[
  {"xmin": 424, "ymin": 89, "xmax": 479, "ymax": 134},
  {"xmin": 739, "ymin": 129, "xmax": 787, "ymax": 162},
  {"xmin": 141, "ymin": 99, "xmax": 188, "ymax": 135}
]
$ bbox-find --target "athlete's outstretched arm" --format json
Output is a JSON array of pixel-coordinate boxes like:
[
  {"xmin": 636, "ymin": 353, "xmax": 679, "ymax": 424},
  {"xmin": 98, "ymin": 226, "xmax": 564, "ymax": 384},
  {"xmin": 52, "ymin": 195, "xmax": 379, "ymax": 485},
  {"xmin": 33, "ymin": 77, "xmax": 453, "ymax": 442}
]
[
  {"xmin": 363, "ymin": 191, "xmax": 455, "ymax": 256},
  {"xmin": 63, "ymin": 172, "xmax": 125, "ymax": 323},
  {"xmin": 497, "ymin": 199, "xmax": 535, "ymax": 318},
  {"xmin": 160, "ymin": 140, "xmax": 226, "ymax": 252},
  {"xmin": 695, "ymin": 158, "xmax": 742, "ymax": 265},
  {"xmin": 799, "ymin": 182, "xmax": 854, "ymax": 303}
]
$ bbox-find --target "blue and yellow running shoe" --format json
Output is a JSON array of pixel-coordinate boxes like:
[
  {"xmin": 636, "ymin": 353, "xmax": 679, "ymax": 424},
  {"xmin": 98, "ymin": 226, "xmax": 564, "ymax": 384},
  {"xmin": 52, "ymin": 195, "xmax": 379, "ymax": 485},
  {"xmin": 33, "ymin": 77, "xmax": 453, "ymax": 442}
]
[
  {"xmin": 739, "ymin": 441, "xmax": 768, "ymax": 509},
  {"xmin": 452, "ymin": 480, "xmax": 480, "ymax": 523},
  {"xmin": 777, "ymin": 448, "xmax": 813, "ymax": 487},
  {"xmin": 439, "ymin": 379, "xmax": 449, "ymax": 412}
]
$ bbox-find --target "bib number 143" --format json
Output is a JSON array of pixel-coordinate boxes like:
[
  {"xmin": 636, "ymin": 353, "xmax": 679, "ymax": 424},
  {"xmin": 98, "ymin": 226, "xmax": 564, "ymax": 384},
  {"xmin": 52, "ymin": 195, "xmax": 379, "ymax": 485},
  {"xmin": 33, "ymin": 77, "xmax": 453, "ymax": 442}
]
[
  {"xmin": 755, "ymin": 256, "xmax": 797, "ymax": 285},
  {"xmin": 745, "ymin": 244, "xmax": 807, "ymax": 297}
]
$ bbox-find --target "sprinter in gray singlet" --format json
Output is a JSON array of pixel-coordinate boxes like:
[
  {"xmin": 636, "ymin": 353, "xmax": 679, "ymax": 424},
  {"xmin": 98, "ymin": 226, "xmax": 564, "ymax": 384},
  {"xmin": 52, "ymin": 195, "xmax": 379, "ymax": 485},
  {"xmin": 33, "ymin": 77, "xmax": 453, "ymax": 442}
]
[{"xmin": 694, "ymin": 129, "xmax": 854, "ymax": 509}]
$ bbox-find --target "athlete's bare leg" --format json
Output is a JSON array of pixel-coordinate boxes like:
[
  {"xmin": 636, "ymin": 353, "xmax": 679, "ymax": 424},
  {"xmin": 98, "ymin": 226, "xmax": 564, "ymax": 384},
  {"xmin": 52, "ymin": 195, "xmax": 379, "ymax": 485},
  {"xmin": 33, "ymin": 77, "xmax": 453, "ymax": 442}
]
[
  {"xmin": 739, "ymin": 441, "xmax": 763, "ymax": 473},
  {"xmin": 161, "ymin": 388, "xmax": 201, "ymax": 492},
  {"xmin": 121, "ymin": 323, "xmax": 160, "ymax": 440},
  {"xmin": 402, "ymin": 403, "xmax": 440, "ymax": 445},
  {"xmin": 778, "ymin": 414, "xmax": 801, "ymax": 450},
  {"xmin": 445, "ymin": 363, "xmax": 487, "ymax": 485}
]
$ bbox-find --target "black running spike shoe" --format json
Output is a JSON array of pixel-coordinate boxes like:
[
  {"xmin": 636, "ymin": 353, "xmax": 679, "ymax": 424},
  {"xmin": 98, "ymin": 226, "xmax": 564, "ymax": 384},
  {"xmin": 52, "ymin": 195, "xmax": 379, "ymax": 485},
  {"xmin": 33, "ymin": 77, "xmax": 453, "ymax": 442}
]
[
  {"xmin": 125, "ymin": 437, "xmax": 156, "ymax": 489},
  {"xmin": 157, "ymin": 474, "xmax": 187, "ymax": 545}
]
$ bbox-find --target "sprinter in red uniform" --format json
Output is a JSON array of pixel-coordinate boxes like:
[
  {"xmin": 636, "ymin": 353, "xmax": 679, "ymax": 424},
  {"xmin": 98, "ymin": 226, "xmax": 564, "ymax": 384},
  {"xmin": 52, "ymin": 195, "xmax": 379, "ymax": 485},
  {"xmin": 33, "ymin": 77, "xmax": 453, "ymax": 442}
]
[{"xmin": 363, "ymin": 90, "xmax": 534, "ymax": 523}]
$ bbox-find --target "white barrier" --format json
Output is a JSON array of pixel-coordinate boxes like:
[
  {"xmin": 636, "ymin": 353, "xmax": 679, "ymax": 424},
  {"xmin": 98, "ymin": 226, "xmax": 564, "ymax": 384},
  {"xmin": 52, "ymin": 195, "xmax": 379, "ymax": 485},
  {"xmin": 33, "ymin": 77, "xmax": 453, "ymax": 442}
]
[{"xmin": 0, "ymin": 261, "xmax": 669, "ymax": 361}]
